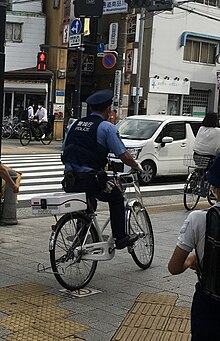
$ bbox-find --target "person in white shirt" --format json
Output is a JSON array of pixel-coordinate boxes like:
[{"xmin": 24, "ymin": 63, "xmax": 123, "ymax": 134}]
[
  {"xmin": 193, "ymin": 112, "xmax": 220, "ymax": 159},
  {"xmin": 27, "ymin": 103, "xmax": 35, "ymax": 120},
  {"xmin": 35, "ymin": 103, "xmax": 48, "ymax": 139}
]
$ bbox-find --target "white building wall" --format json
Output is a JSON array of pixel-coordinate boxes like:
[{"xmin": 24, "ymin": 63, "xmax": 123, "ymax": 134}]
[
  {"xmin": 5, "ymin": 14, "xmax": 46, "ymax": 72},
  {"xmin": 12, "ymin": 0, "xmax": 42, "ymax": 13},
  {"xmin": 147, "ymin": 4, "xmax": 220, "ymax": 114}
]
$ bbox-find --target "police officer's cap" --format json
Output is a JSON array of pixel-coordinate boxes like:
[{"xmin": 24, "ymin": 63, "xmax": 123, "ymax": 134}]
[{"xmin": 86, "ymin": 89, "xmax": 113, "ymax": 106}]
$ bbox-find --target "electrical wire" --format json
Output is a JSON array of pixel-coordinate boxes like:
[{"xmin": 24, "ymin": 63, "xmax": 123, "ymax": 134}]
[{"xmin": 177, "ymin": 4, "xmax": 220, "ymax": 22}]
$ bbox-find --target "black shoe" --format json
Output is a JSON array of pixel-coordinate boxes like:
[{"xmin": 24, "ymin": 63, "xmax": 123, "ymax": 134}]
[{"xmin": 115, "ymin": 234, "xmax": 138, "ymax": 250}]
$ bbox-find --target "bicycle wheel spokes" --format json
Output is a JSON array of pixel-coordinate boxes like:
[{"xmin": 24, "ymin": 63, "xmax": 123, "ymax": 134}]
[
  {"xmin": 19, "ymin": 129, "xmax": 31, "ymax": 146},
  {"xmin": 50, "ymin": 213, "xmax": 98, "ymax": 291},
  {"xmin": 128, "ymin": 202, "xmax": 154, "ymax": 269},
  {"xmin": 183, "ymin": 171, "xmax": 200, "ymax": 210}
]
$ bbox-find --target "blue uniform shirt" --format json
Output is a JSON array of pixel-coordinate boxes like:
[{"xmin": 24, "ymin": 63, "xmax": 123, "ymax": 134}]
[{"xmin": 64, "ymin": 113, "xmax": 126, "ymax": 172}]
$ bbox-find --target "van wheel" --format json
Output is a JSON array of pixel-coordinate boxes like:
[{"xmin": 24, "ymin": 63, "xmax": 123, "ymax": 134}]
[{"xmin": 138, "ymin": 161, "xmax": 156, "ymax": 186}]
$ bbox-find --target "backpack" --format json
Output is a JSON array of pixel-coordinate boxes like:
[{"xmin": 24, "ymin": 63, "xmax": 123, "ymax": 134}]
[
  {"xmin": 19, "ymin": 108, "xmax": 28, "ymax": 121},
  {"xmin": 196, "ymin": 206, "xmax": 220, "ymax": 300}
]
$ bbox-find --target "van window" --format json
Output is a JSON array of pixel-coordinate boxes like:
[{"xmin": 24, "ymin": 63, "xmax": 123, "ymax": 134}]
[
  {"xmin": 118, "ymin": 119, "xmax": 162, "ymax": 140},
  {"xmin": 155, "ymin": 123, "xmax": 186, "ymax": 143},
  {"xmin": 189, "ymin": 122, "xmax": 201, "ymax": 137}
]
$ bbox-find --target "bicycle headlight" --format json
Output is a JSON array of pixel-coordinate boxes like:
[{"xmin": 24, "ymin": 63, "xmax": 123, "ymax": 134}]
[{"xmin": 127, "ymin": 148, "xmax": 142, "ymax": 160}]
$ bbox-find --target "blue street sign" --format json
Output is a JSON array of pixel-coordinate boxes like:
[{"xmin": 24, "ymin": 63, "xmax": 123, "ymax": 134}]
[
  {"xmin": 97, "ymin": 42, "xmax": 105, "ymax": 53},
  {"xmin": 70, "ymin": 19, "xmax": 82, "ymax": 35}
]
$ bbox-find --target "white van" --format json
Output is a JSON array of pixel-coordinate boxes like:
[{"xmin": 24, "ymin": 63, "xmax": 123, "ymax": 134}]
[{"xmin": 111, "ymin": 115, "xmax": 202, "ymax": 185}]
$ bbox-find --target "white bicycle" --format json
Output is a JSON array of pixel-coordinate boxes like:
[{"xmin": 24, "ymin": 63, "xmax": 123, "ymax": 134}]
[{"xmin": 35, "ymin": 169, "xmax": 154, "ymax": 291}]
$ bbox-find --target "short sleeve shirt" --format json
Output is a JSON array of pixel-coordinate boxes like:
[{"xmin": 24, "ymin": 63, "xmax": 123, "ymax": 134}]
[{"xmin": 177, "ymin": 202, "xmax": 220, "ymax": 264}]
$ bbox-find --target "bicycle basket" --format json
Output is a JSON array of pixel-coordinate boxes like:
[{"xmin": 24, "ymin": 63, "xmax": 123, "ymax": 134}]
[{"xmin": 184, "ymin": 154, "xmax": 211, "ymax": 169}]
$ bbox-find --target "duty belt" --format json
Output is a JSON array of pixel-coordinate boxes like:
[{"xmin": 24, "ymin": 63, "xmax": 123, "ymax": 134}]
[{"xmin": 65, "ymin": 172, "xmax": 96, "ymax": 179}]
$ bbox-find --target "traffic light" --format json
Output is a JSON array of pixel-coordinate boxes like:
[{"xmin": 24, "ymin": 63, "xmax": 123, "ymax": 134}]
[
  {"xmin": 125, "ymin": 0, "xmax": 173, "ymax": 11},
  {"xmin": 37, "ymin": 51, "xmax": 47, "ymax": 71}
]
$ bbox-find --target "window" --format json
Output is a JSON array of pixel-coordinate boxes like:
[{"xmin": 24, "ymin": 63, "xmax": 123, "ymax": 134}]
[
  {"xmin": 183, "ymin": 38, "xmax": 217, "ymax": 65},
  {"xmin": 156, "ymin": 123, "xmax": 186, "ymax": 142},
  {"xmin": 5, "ymin": 23, "xmax": 22, "ymax": 42},
  {"xmin": 189, "ymin": 122, "xmax": 201, "ymax": 137},
  {"xmin": 194, "ymin": 0, "xmax": 220, "ymax": 6}
]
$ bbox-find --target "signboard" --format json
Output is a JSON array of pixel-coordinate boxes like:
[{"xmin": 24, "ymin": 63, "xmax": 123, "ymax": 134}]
[
  {"xmin": 113, "ymin": 70, "xmax": 121, "ymax": 108},
  {"xmin": 102, "ymin": 53, "xmax": 117, "ymax": 69},
  {"xmin": 125, "ymin": 49, "xmax": 134, "ymax": 74},
  {"xmin": 149, "ymin": 78, "xmax": 190, "ymax": 95},
  {"xmin": 192, "ymin": 106, "xmax": 206, "ymax": 117},
  {"xmin": 103, "ymin": 0, "xmax": 128, "ymax": 14},
  {"xmin": 97, "ymin": 42, "xmax": 105, "ymax": 53},
  {"xmin": 108, "ymin": 23, "xmax": 118, "ymax": 50},
  {"xmin": 127, "ymin": 14, "xmax": 140, "ymax": 43},
  {"xmin": 62, "ymin": 24, "xmax": 69, "ymax": 44},
  {"xmin": 53, "ymin": 104, "xmax": 64, "ymax": 120},
  {"xmin": 70, "ymin": 19, "xmax": 82, "ymax": 35},
  {"xmin": 55, "ymin": 90, "xmax": 65, "ymax": 104},
  {"xmin": 69, "ymin": 34, "xmax": 81, "ymax": 47}
]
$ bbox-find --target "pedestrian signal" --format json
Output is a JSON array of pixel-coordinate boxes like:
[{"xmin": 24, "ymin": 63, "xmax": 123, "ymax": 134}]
[{"xmin": 37, "ymin": 51, "xmax": 47, "ymax": 71}]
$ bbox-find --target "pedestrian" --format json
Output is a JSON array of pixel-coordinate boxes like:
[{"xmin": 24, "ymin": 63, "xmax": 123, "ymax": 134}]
[
  {"xmin": 0, "ymin": 164, "xmax": 18, "ymax": 194},
  {"xmin": 62, "ymin": 89, "xmax": 143, "ymax": 249},
  {"xmin": 108, "ymin": 109, "xmax": 117, "ymax": 124},
  {"xmin": 168, "ymin": 152, "xmax": 220, "ymax": 340},
  {"xmin": 34, "ymin": 102, "xmax": 48, "ymax": 139},
  {"xmin": 27, "ymin": 102, "xmax": 35, "ymax": 121},
  {"xmin": 193, "ymin": 112, "xmax": 220, "ymax": 162}
]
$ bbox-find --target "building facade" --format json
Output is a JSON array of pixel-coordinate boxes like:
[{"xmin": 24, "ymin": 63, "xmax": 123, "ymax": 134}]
[{"xmin": 3, "ymin": 0, "xmax": 52, "ymax": 119}]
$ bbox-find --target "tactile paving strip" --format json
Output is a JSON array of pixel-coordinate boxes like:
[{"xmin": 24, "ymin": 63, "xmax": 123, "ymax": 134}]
[
  {"xmin": 0, "ymin": 282, "xmax": 88, "ymax": 340},
  {"xmin": 111, "ymin": 292, "xmax": 191, "ymax": 341}
]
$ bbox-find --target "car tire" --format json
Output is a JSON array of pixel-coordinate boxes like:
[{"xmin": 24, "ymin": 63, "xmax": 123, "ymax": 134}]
[{"xmin": 138, "ymin": 160, "xmax": 156, "ymax": 186}]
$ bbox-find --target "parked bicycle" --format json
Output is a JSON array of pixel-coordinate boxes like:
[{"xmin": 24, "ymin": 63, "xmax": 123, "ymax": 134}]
[
  {"xmin": 183, "ymin": 154, "xmax": 216, "ymax": 211},
  {"xmin": 33, "ymin": 168, "xmax": 154, "ymax": 291},
  {"xmin": 19, "ymin": 120, "xmax": 53, "ymax": 146}
]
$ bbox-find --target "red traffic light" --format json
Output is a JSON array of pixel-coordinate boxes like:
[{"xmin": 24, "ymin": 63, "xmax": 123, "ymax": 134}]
[{"xmin": 37, "ymin": 51, "xmax": 47, "ymax": 71}]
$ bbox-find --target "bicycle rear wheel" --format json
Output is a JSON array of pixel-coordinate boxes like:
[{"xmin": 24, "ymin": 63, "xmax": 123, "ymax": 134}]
[
  {"xmin": 183, "ymin": 170, "xmax": 200, "ymax": 210},
  {"xmin": 19, "ymin": 128, "xmax": 31, "ymax": 146},
  {"xmin": 128, "ymin": 201, "xmax": 154, "ymax": 269},
  {"xmin": 207, "ymin": 183, "xmax": 216, "ymax": 206},
  {"xmin": 41, "ymin": 132, "xmax": 53, "ymax": 145},
  {"xmin": 50, "ymin": 212, "xmax": 99, "ymax": 291}
]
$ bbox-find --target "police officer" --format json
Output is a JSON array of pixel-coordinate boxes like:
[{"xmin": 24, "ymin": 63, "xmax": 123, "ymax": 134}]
[
  {"xmin": 168, "ymin": 153, "xmax": 220, "ymax": 340},
  {"xmin": 62, "ymin": 89, "xmax": 142, "ymax": 249}
]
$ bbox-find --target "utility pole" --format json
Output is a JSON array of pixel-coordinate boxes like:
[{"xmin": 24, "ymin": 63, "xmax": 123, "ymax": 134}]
[
  {"xmin": 0, "ymin": 0, "xmax": 6, "ymax": 158},
  {"xmin": 117, "ymin": 14, "xmax": 128, "ymax": 120},
  {"xmin": 74, "ymin": 18, "xmax": 85, "ymax": 119},
  {"xmin": 134, "ymin": 7, "xmax": 145, "ymax": 115}
]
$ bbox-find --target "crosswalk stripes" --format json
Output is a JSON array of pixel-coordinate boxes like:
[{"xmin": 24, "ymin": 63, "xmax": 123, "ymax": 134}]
[
  {"xmin": 1, "ymin": 154, "xmax": 64, "ymax": 203},
  {"xmin": 1, "ymin": 153, "xmax": 184, "ymax": 206}
]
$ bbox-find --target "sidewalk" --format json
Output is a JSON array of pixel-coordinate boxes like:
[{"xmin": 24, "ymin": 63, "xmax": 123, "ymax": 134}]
[
  {"xmin": 0, "ymin": 199, "xmax": 210, "ymax": 341},
  {"xmin": 0, "ymin": 139, "xmax": 211, "ymax": 340}
]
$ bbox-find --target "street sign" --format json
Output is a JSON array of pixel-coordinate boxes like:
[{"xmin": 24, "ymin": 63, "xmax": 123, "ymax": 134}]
[
  {"xmin": 108, "ymin": 23, "xmax": 118, "ymax": 50},
  {"xmin": 97, "ymin": 42, "xmax": 105, "ymax": 53},
  {"xmin": 97, "ymin": 52, "xmax": 105, "ymax": 57},
  {"xmin": 69, "ymin": 34, "xmax": 81, "ymax": 47},
  {"xmin": 70, "ymin": 19, "xmax": 82, "ymax": 35},
  {"xmin": 102, "ymin": 53, "xmax": 117, "ymax": 69}
]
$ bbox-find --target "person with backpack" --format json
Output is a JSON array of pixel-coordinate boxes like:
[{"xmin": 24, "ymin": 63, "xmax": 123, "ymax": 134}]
[{"xmin": 168, "ymin": 152, "xmax": 220, "ymax": 340}]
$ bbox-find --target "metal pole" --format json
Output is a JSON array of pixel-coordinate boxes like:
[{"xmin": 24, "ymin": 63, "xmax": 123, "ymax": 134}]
[
  {"xmin": 134, "ymin": 8, "xmax": 145, "ymax": 115},
  {"xmin": 74, "ymin": 18, "xmax": 84, "ymax": 119},
  {"xmin": 0, "ymin": 0, "xmax": 7, "ymax": 157}
]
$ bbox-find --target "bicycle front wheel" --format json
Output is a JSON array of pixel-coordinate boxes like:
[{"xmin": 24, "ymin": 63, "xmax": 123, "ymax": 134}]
[
  {"xmin": 183, "ymin": 170, "xmax": 200, "ymax": 211},
  {"xmin": 50, "ymin": 212, "xmax": 99, "ymax": 291},
  {"xmin": 128, "ymin": 201, "xmax": 154, "ymax": 269},
  {"xmin": 19, "ymin": 128, "xmax": 31, "ymax": 146},
  {"xmin": 207, "ymin": 183, "xmax": 216, "ymax": 206}
]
